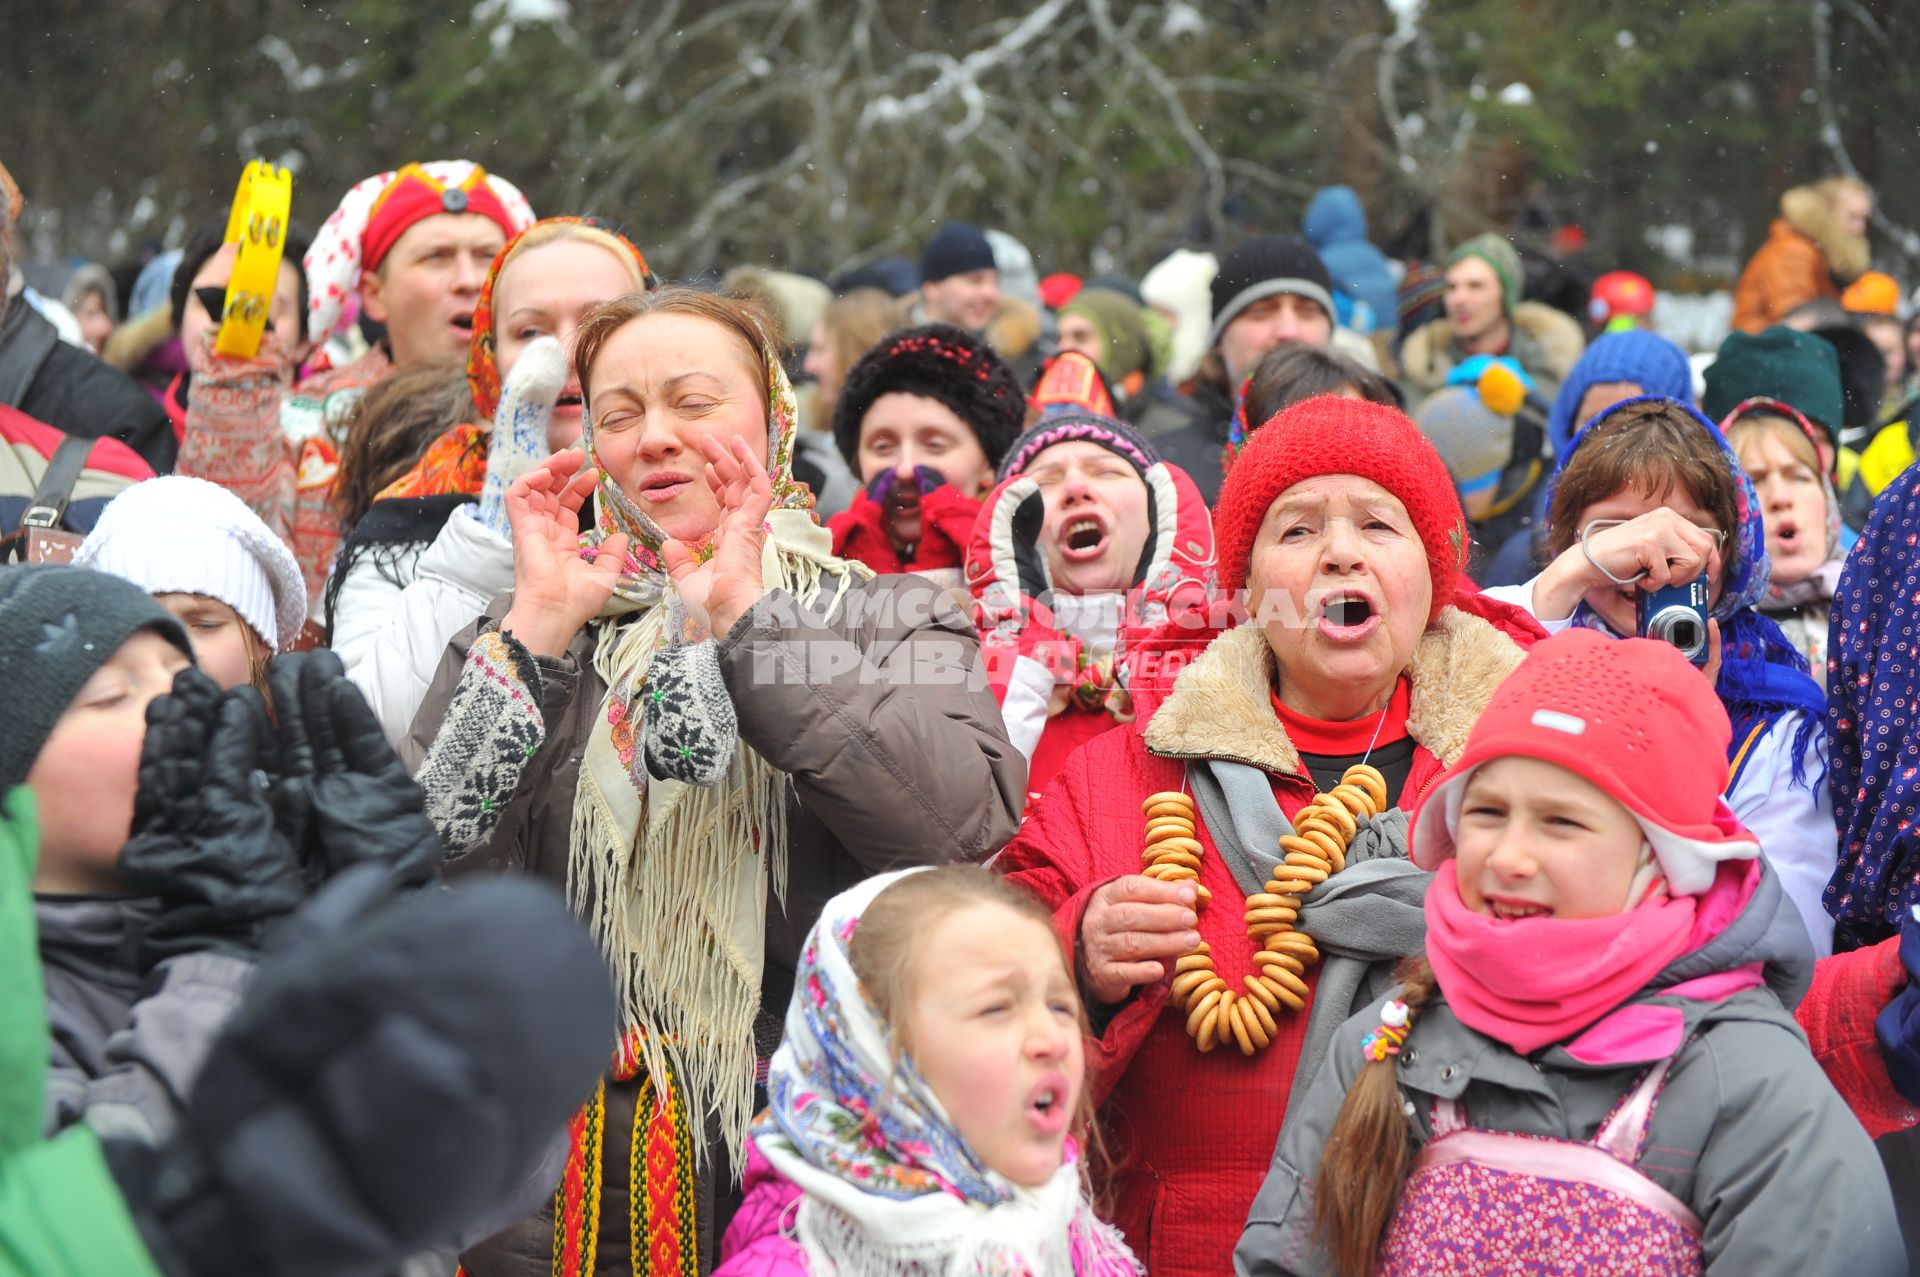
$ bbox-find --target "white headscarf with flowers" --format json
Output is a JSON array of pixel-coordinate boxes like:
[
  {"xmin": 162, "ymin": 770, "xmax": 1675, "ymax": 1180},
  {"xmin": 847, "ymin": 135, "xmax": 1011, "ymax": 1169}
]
[{"xmin": 754, "ymin": 868, "xmax": 1140, "ymax": 1277}]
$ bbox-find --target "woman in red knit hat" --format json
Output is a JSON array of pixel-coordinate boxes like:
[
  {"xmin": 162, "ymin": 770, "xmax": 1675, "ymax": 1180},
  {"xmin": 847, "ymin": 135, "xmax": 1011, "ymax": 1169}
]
[{"xmin": 994, "ymin": 394, "xmax": 1546, "ymax": 1276}]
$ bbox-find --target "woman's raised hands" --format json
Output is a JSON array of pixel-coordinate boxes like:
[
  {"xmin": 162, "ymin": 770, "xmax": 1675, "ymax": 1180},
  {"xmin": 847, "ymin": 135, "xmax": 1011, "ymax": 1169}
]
[
  {"xmin": 660, "ymin": 435, "xmax": 774, "ymax": 637},
  {"xmin": 498, "ymin": 450, "xmax": 630, "ymax": 657}
]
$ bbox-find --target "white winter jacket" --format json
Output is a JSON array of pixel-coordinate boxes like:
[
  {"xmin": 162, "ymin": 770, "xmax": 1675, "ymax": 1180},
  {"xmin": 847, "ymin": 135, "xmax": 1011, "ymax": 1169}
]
[{"xmin": 336, "ymin": 503, "xmax": 515, "ymax": 745}]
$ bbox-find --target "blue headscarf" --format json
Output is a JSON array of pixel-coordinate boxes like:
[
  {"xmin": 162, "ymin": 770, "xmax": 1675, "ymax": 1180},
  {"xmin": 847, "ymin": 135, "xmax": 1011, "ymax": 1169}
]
[
  {"xmin": 1546, "ymin": 329, "xmax": 1696, "ymax": 460},
  {"xmin": 1542, "ymin": 396, "xmax": 1827, "ymax": 781},
  {"xmin": 1828, "ymin": 464, "xmax": 1920, "ymax": 949}
]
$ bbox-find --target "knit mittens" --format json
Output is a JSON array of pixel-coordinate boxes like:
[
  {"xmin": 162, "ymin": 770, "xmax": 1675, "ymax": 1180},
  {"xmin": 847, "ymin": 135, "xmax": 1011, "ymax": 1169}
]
[
  {"xmin": 640, "ymin": 639, "xmax": 739, "ymax": 786},
  {"xmin": 478, "ymin": 336, "xmax": 565, "ymax": 538}
]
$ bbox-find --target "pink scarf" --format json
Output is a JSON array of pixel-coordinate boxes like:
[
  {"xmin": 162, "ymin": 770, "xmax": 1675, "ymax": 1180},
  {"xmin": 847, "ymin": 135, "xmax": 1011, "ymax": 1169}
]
[{"xmin": 1424, "ymin": 861, "xmax": 1707, "ymax": 1055}]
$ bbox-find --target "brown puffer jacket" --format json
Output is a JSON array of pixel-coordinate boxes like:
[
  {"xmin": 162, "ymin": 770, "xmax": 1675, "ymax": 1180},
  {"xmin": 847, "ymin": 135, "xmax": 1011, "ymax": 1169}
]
[
  {"xmin": 1733, "ymin": 185, "xmax": 1871, "ymax": 333},
  {"xmin": 401, "ymin": 573, "xmax": 1026, "ymax": 1274}
]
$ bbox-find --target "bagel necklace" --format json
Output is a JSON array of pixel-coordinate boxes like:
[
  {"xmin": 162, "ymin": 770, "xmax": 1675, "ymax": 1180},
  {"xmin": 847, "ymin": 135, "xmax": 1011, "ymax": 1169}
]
[{"xmin": 1140, "ymin": 703, "xmax": 1391, "ymax": 1058}]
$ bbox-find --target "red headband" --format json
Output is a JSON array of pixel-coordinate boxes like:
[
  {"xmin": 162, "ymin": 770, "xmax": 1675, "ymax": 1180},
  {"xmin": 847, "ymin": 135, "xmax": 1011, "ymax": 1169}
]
[{"xmin": 361, "ymin": 163, "xmax": 515, "ymax": 273}]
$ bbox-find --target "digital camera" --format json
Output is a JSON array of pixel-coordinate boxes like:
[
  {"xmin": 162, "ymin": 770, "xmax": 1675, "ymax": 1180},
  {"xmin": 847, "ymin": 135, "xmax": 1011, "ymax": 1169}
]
[{"xmin": 1636, "ymin": 573, "xmax": 1711, "ymax": 666}]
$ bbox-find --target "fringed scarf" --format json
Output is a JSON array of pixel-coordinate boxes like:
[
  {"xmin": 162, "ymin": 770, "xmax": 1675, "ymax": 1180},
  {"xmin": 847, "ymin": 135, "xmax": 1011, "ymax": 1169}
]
[
  {"xmin": 753, "ymin": 869, "xmax": 1140, "ymax": 1277},
  {"xmin": 568, "ymin": 339, "xmax": 869, "ymax": 1172},
  {"xmin": 1543, "ymin": 397, "xmax": 1828, "ymax": 785}
]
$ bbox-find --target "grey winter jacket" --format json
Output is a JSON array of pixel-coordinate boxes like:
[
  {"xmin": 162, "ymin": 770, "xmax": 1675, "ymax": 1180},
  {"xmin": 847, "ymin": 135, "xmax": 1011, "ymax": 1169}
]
[
  {"xmin": 37, "ymin": 893, "xmax": 252, "ymax": 1144},
  {"xmin": 1236, "ymin": 864, "xmax": 1904, "ymax": 1277}
]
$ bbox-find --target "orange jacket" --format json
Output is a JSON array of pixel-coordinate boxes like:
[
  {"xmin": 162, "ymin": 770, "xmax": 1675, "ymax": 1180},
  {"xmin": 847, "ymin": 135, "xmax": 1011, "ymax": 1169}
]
[{"xmin": 1733, "ymin": 217, "xmax": 1841, "ymax": 333}]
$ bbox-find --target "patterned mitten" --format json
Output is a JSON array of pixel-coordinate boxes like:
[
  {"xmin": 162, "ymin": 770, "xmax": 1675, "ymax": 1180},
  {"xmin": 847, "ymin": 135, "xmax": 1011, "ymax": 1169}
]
[
  {"xmin": 639, "ymin": 640, "xmax": 739, "ymax": 786},
  {"xmin": 477, "ymin": 335, "xmax": 565, "ymax": 537}
]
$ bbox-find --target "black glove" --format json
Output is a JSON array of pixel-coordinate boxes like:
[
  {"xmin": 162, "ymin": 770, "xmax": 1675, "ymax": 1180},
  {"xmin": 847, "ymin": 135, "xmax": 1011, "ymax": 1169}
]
[
  {"xmin": 115, "ymin": 872, "xmax": 616, "ymax": 1277},
  {"xmin": 119, "ymin": 669, "xmax": 308, "ymax": 968},
  {"xmin": 270, "ymin": 649, "xmax": 440, "ymax": 887}
]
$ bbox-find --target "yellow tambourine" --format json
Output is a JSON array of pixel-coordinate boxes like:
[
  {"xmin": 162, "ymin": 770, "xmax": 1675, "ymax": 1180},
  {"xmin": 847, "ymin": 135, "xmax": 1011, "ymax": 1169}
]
[{"xmin": 213, "ymin": 161, "xmax": 294, "ymax": 359}]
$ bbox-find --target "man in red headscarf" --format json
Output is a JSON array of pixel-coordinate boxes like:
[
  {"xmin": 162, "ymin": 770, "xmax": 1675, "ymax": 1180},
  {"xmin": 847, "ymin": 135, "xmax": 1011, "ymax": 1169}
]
[{"xmin": 175, "ymin": 161, "xmax": 534, "ymax": 608}]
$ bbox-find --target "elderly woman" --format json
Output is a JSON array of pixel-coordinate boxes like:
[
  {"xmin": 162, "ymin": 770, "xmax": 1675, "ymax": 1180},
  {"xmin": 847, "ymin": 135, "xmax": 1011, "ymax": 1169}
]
[
  {"xmin": 402, "ymin": 288, "xmax": 1024, "ymax": 1274},
  {"xmin": 995, "ymin": 396, "xmax": 1544, "ymax": 1276}
]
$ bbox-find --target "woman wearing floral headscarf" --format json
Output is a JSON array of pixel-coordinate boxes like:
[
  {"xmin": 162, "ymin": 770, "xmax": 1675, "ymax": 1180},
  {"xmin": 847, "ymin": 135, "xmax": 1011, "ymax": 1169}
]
[
  {"xmin": 401, "ymin": 288, "xmax": 1024, "ymax": 1275},
  {"xmin": 329, "ymin": 216, "xmax": 654, "ymax": 742},
  {"xmin": 1483, "ymin": 396, "xmax": 1837, "ymax": 954}
]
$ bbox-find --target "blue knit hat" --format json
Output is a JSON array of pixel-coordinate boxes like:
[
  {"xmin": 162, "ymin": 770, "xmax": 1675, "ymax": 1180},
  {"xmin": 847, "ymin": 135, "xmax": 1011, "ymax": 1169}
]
[{"xmin": 1546, "ymin": 329, "xmax": 1695, "ymax": 459}]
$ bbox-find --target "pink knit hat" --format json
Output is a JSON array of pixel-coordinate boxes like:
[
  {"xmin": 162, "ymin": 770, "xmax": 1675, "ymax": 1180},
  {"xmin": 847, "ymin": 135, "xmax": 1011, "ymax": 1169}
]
[{"xmin": 1410, "ymin": 629, "xmax": 1760, "ymax": 895}]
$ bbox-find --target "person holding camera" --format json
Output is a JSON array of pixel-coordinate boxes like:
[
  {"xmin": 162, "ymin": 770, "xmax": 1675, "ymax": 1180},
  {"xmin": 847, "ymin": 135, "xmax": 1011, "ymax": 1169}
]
[{"xmin": 1482, "ymin": 396, "xmax": 1836, "ymax": 956}]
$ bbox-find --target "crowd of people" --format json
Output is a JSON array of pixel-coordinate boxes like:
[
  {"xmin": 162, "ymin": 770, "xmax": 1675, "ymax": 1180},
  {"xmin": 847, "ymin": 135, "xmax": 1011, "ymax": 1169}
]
[{"xmin": 7, "ymin": 148, "xmax": 1920, "ymax": 1277}]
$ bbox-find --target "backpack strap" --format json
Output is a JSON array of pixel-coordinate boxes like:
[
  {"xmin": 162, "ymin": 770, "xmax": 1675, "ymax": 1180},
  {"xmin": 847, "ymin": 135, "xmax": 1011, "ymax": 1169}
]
[
  {"xmin": 17, "ymin": 433, "xmax": 96, "ymax": 534},
  {"xmin": 0, "ymin": 301, "xmax": 60, "ymax": 409},
  {"xmin": 1428, "ymin": 1095, "xmax": 1469, "ymax": 1139},
  {"xmin": 1593, "ymin": 1054, "xmax": 1680, "ymax": 1165}
]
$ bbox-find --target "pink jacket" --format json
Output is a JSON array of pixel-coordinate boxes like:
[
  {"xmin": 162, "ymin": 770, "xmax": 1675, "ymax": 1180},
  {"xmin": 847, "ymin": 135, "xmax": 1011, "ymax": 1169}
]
[
  {"xmin": 712, "ymin": 1145, "xmax": 808, "ymax": 1277},
  {"xmin": 714, "ymin": 1144, "xmax": 1139, "ymax": 1277}
]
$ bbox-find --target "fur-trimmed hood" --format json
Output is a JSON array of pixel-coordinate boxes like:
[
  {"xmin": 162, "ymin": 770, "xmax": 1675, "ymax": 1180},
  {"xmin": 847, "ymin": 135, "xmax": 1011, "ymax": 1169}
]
[
  {"xmin": 1142, "ymin": 605, "xmax": 1527, "ymax": 777},
  {"xmin": 1780, "ymin": 184, "xmax": 1871, "ymax": 284},
  {"xmin": 1399, "ymin": 300, "xmax": 1586, "ymax": 396}
]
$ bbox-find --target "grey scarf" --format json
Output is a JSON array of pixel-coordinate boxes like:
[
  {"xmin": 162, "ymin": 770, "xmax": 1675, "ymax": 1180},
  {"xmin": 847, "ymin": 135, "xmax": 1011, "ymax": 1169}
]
[{"xmin": 1189, "ymin": 759, "xmax": 1431, "ymax": 1115}]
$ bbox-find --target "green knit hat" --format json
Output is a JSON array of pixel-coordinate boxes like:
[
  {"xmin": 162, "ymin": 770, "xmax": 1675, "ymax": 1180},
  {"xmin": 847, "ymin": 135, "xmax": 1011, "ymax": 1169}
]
[
  {"xmin": 0, "ymin": 566, "xmax": 192, "ymax": 794},
  {"xmin": 1702, "ymin": 325, "xmax": 1844, "ymax": 436},
  {"xmin": 1447, "ymin": 233, "xmax": 1523, "ymax": 318},
  {"xmin": 1059, "ymin": 288, "xmax": 1152, "ymax": 381}
]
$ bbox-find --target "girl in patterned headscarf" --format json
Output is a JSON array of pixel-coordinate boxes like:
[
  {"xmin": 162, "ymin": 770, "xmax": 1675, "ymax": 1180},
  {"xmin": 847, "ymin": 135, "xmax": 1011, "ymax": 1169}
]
[
  {"xmin": 405, "ymin": 288, "xmax": 1023, "ymax": 1273},
  {"xmin": 716, "ymin": 864, "xmax": 1137, "ymax": 1276},
  {"xmin": 1482, "ymin": 397, "xmax": 1837, "ymax": 955}
]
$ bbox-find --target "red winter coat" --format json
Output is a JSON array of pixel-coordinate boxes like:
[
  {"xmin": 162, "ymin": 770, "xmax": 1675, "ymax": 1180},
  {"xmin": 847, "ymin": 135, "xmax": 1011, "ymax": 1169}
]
[
  {"xmin": 995, "ymin": 597, "xmax": 1540, "ymax": 1277},
  {"xmin": 967, "ymin": 459, "xmax": 1219, "ymax": 805}
]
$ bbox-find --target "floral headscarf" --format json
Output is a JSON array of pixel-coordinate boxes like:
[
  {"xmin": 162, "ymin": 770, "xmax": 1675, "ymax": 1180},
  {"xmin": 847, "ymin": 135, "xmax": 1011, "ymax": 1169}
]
[
  {"xmin": 373, "ymin": 216, "xmax": 653, "ymax": 504},
  {"xmin": 754, "ymin": 868, "xmax": 1138, "ymax": 1276},
  {"xmin": 468, "ymin": 216, "xmax": 653, "ymax": 422},
  {"xmin": 1543, "ymin": 396, "xmax": 1826, "ymax": 775},
  {"xmin": 1828, "ymin": 463, "xmax": 1920, "ymax": 948}
]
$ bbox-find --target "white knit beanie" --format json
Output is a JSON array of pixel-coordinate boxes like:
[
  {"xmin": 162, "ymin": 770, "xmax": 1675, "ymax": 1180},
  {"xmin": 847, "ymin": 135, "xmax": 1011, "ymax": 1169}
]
[
  {"xmin": 1140, "ymin": 248, "xmax": 1218, "ymax": 387},
  {"xmin": 73, "ymin": 476, "xmax": 307, "ymax": 652}
]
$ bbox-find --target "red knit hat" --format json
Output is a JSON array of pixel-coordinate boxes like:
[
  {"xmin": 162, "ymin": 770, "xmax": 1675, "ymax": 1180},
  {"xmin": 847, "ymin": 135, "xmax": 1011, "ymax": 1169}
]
[
  {"xmin": 1213, "ymin": 394, "xmax": 1468, "ymax": 622},
  {"xmin": 1410, "ymin": 629, "xmax": 1759, "ymax": 895}
]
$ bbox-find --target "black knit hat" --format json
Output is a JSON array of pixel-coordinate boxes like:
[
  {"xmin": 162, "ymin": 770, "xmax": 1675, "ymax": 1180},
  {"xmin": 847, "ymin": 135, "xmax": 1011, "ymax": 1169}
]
[
  {"xmin": 0, "ymin": 565, "xmax": 193, "ymax": 793},
  {"xmin": 919, "ymin": 223, "xmax": 998, "ymax": 285},
  {"xmin": 1209, "ymin": 235, "xmax": 1335, "ymax": 346},
  {"xmin": 832, "ymin": 324, "xmax": 1027, "ymax": 468}
]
